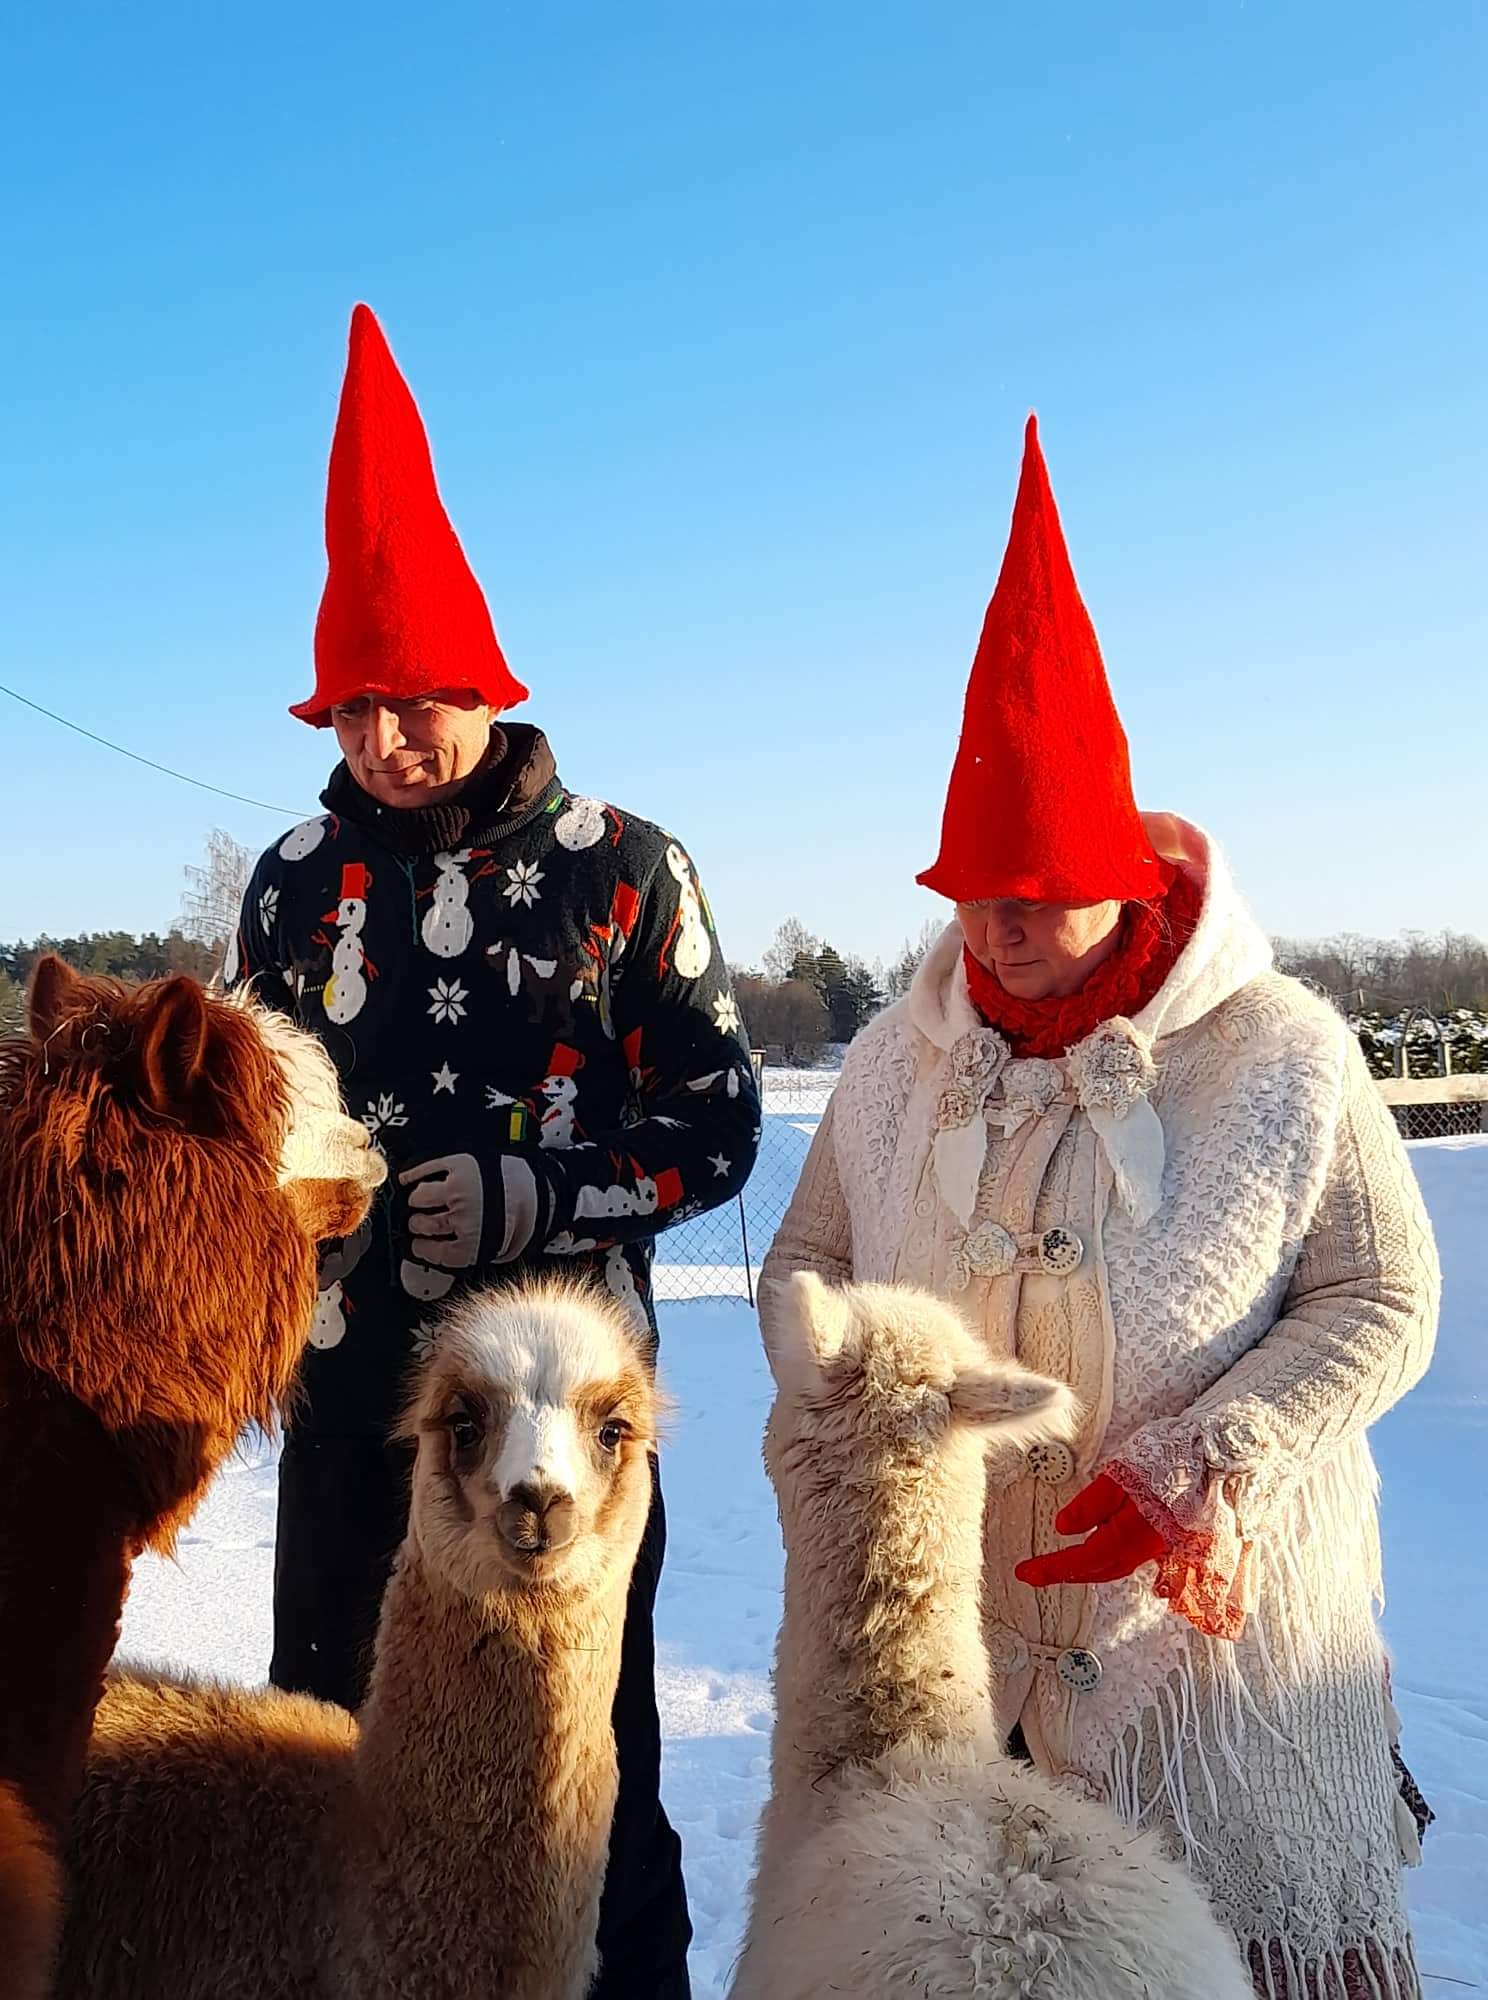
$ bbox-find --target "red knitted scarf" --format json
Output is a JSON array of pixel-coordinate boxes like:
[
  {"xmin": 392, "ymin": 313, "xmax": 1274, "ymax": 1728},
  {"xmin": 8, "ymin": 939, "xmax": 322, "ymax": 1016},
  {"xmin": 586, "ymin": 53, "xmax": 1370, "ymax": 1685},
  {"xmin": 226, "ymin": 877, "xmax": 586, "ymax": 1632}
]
[{"xmin": 964, "ymin": 869, "xmax": 1203, "ymax": 1059}]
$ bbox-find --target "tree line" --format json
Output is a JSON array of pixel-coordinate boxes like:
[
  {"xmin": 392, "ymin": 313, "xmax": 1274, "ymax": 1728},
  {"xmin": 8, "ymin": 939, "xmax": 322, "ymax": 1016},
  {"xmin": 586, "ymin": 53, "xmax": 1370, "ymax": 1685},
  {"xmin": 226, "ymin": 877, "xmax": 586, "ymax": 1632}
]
[{"xmin": 3, "ymin": 820, "xmax": 1484, "ymax": 1078}]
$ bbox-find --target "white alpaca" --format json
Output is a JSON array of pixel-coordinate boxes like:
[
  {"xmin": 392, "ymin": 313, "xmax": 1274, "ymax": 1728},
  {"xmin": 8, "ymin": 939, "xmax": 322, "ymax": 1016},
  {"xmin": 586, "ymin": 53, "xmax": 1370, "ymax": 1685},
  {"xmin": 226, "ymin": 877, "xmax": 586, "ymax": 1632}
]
[
  {"xmin": 55, "ymin": 1282, "xmax": 662, "ymax": 2000},
  {"xmin": 732, "ymin": 1273, "xmax": 1253, "ymax": 2000},
  {"xmin": 664, "ymin": 843, "xmax": 712, "ymax": 979},
  {"xmin": 422, "ymin": 849, "xmax": 476, "ymax": 959},
  {"xmin": 323, "ymin": 866, "xmax": 372, "ymax": 1026}
]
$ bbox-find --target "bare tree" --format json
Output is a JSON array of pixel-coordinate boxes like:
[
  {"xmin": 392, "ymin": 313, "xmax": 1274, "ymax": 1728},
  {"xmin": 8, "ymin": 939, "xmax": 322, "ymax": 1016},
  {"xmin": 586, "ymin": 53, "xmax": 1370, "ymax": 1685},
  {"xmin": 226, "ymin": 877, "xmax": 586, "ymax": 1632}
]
[
  {"xmin": 181, "ymin": 828, "xmax": 254, "ymax": 950},
  {"xmin": 763, "ymin": 918, "xmax": 821, "ymax": 985},
  {"xmin": 882, "ymin": 917, "xmax": 944, "ymax": 1001}
]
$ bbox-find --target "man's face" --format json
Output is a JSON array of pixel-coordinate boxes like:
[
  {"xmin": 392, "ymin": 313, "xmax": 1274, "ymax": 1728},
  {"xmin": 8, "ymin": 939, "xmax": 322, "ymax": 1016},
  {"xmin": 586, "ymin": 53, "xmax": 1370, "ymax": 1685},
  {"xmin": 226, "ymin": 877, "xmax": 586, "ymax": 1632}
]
[{"xmin": 331, "ymin": 691, "xmax": 494, "ymax": 807}]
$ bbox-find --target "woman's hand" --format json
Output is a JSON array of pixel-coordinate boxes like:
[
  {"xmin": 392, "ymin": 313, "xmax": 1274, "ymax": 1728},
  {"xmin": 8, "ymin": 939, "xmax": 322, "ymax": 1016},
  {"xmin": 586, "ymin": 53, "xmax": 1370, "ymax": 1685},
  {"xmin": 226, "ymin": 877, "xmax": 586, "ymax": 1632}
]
[{"xmin": 1015, "ymin": 1472, "xmax": 1167, "ymax": 1587}]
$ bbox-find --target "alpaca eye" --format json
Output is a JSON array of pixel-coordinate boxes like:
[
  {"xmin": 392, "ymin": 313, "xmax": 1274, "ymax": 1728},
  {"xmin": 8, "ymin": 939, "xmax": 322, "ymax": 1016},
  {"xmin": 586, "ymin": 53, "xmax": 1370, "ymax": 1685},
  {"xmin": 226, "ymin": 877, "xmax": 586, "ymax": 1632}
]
[
  {"xmin": 449, "ymin": 1413, "xmax": 482, "ymax": 1454},
  {"xmin": 597, "ymin": 1421, "xmax": 625, "ymax": 1453}
]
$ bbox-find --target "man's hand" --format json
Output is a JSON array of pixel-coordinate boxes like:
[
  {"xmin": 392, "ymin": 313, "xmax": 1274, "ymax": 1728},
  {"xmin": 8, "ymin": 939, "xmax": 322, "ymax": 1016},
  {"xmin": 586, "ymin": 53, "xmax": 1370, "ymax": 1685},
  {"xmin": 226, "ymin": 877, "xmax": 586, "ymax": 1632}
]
[
  {"xmin": 1014, "ymin": 1472, "xmax": 1167, "ymax": 1588},
  {"xmin": 399, "ymin": 1153, "xmax": 485, "ymax": 1270}
]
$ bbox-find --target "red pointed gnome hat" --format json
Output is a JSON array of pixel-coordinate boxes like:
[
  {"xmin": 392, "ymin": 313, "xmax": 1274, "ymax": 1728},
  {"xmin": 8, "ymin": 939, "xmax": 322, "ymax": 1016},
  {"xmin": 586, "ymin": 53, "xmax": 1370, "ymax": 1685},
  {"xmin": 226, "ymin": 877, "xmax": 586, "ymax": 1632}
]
[
  {"xmin": 917, "ymin": 416, "xmax": 1164, "ymax": 905},
  {"xmin": 291, "ymin": 304, "xmax": 528, "ymax": 726}
]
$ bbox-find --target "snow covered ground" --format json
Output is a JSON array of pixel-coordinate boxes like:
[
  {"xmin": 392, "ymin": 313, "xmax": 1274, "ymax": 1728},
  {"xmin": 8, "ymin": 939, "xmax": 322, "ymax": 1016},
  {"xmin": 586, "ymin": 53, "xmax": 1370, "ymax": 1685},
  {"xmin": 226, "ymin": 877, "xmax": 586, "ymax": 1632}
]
[{"xmin": 119, "ymin": 1133, "xmax": 1488, "ymax": 1996}]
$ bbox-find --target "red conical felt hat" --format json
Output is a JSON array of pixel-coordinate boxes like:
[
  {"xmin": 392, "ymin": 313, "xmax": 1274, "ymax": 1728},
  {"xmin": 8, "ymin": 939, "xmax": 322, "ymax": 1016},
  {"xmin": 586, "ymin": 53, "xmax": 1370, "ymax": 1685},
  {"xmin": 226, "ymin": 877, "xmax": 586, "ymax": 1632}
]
[
  {"xmin": 291, "ymin": 305, "xmax": 528, "ymax": 726},
  {"xmin": 917, "ymin": 416, "xmax": 1163, "ymax": 905}
]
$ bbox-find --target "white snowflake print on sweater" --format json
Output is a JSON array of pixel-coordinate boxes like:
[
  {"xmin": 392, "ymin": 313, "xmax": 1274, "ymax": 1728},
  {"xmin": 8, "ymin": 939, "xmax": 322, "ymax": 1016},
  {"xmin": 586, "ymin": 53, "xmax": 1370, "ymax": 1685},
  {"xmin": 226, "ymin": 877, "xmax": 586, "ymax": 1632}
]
[
  {"xmin": 362, "ymin": 1093, "xmax": 409, "ymax": 1139},
  {"xmin": 427, "ymin": 978, "xmax": 469, "ymax": 1025},
  {"xmin": 503, "ymin": 860, "xmax": 544, "ymax": 908},
  {"xmin": 258, "ymin": 886, "xmax": 279, "ymax": 935},
  {"xmin": 712, "ymin": 991, "xmax": 742, "ymax": 1036}
]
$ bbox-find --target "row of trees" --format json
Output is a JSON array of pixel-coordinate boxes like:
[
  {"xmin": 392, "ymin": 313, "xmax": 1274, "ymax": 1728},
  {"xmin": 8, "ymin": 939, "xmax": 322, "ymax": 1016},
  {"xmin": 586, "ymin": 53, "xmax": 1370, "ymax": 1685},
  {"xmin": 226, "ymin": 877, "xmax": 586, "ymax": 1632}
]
[
  {"xmin": 730, "ymin": 917, "xmax": 945, "ymax": 1061},
  {"xmin": 4, "ymin": 825, "xmax": 1484, "ymax": 1076}
]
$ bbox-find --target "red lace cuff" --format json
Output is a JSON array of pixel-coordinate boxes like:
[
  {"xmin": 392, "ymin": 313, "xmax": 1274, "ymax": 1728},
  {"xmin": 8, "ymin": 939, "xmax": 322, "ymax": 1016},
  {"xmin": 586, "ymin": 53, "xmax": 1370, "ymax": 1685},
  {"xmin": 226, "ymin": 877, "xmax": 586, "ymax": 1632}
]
[{"xmin": 1105, "ymin": 1454, "xmax": 1256, "ymax": 1641}]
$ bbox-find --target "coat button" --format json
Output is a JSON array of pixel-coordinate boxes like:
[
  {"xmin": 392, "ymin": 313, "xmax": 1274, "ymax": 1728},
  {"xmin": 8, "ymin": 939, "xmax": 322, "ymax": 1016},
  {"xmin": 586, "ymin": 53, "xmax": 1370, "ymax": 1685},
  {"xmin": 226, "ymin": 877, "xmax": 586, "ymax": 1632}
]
[
  {"xmin": 1055, "ymin": 1647, "xmax": 1103, "ymax": 1693},
  {"xmin": 1026, "ymin": 1440, "xmax": 1076, "ymax": 1485},
  {"xmin": 1038, "ymin": 1226, "xmax": 1083, "ymax": 1276}
]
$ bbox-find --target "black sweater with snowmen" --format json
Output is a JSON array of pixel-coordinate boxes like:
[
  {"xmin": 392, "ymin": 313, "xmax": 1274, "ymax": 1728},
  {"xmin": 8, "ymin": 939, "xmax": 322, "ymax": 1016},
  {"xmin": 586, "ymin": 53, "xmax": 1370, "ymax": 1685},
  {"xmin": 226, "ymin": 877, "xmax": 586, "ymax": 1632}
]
[{"xmin": 229, "ymin": 724, "xmax": 760, "ymax": 1438}]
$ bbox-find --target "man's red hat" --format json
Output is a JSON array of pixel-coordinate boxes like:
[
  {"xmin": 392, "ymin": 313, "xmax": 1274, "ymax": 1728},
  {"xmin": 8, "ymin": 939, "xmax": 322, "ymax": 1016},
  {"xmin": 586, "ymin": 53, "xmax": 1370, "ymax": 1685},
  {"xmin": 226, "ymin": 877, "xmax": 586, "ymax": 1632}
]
[
  {"xmin": 917, "ymin": 416, "xmax": 1163, "ymax": 906},
  {"xmin": 290, "ymin": 305, "xmax": 528, "ymax": 727}
]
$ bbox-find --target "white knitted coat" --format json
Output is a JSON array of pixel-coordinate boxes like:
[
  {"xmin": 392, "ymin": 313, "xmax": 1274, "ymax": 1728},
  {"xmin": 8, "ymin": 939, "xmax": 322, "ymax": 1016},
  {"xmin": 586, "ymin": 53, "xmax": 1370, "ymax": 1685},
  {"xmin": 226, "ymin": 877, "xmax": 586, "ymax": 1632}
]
[{"xmin": 761, "ymin": 819, "xmax": 1441, "ymax": 1998}]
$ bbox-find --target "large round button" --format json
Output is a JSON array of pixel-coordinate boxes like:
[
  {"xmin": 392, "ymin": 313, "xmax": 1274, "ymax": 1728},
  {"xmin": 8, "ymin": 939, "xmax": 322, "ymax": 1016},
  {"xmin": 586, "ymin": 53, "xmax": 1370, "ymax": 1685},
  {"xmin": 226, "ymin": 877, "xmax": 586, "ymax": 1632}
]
[
  {"xmin": 1055, "ymin": 1647, "xmax": 1103, "ymax": 1694},
  {"xmin": 1026, "ymin": 1439, "xmax": 1076, "ymax": 1486},
  {"xmin": 1038, "ymin": 1226, "xmax": 1084, "ymax": 1276}
]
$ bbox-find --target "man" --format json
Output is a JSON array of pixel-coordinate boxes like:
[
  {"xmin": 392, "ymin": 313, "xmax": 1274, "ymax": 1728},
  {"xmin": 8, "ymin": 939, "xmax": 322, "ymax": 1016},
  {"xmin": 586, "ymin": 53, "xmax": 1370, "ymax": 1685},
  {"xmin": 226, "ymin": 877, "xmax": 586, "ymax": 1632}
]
[{"xmin": 228, "ymin": 304, "xmax": 759, "ymax": 1998}]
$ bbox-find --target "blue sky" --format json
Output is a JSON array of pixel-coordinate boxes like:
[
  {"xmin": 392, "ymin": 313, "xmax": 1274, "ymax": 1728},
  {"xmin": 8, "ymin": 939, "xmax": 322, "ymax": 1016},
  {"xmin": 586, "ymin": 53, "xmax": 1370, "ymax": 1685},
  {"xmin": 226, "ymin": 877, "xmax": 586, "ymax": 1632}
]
[{"xmin": 2, "ymin": 3, "xmax": 1483, "ymax": 968}]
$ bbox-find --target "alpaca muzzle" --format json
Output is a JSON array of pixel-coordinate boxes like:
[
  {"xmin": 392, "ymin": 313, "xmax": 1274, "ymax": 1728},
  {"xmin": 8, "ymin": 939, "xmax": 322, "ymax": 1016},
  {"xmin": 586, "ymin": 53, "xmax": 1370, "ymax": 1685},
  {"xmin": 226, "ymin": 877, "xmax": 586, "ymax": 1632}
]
[{"xmin": 497, "ymin": 1483, "xmax": 578, "ymax": 1557}]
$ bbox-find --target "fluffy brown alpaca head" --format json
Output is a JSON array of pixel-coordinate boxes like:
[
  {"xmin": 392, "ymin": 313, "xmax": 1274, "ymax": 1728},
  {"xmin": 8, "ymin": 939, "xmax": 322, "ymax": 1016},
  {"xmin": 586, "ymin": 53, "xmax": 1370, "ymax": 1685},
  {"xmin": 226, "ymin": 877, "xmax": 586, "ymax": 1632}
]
[
  {"xmin": 0, "ymin": 955, "xmax": 386, "ymax": 1547},
  {"xmin": 401, "ymin": 1279, "xmax": 662, "ymax": 1612}
]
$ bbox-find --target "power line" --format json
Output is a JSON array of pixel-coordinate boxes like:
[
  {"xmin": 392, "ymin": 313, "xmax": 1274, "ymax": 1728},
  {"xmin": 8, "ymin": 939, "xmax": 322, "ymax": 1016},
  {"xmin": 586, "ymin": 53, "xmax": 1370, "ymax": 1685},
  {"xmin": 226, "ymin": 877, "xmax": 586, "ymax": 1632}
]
[{"xmin": 0, "ymin": 679, "xmax": 308, "ymax": 818}]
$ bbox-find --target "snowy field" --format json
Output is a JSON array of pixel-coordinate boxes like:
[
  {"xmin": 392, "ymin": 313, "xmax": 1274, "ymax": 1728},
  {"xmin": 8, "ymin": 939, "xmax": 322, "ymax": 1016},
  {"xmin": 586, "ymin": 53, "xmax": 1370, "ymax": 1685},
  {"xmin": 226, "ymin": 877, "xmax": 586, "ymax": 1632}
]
[{"xmin": 119, "ymin": 1131, "xmax": 1488, "ymax": 1996}]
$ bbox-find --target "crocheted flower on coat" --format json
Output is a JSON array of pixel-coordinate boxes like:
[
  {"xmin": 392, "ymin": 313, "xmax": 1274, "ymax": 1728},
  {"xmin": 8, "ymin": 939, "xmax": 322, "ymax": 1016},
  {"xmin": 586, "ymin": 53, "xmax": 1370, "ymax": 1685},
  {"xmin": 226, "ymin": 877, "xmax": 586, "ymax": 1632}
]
[
  {"xmin": 950, "ymin": 1219, "xmax": 1018, "ymax": 1290},
  {"xmin": 1066, "ymin": 1017, "xmax": 1155, "ymax": 1120},
  {"xmin": 935, "ymin": 1028, "xmax": 1009, "ymax": 1131}
]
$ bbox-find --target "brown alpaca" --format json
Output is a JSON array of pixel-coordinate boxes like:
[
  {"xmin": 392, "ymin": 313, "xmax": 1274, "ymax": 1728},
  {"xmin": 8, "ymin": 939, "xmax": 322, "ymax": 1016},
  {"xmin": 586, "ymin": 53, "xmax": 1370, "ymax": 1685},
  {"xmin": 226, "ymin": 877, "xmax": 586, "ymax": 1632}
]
[
  {"xmin": 55, "ymin": 1279, "xmax": 660, "ymax": 2000},
  {"xmin": 0, "ymin": 954, "xmax": 385, "ymax": 1997}
]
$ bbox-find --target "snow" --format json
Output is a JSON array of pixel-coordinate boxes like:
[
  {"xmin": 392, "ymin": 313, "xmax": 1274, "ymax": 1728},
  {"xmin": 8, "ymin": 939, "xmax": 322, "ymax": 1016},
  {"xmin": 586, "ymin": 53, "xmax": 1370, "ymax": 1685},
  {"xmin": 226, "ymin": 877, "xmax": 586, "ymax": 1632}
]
[{"xmin": 117, "ymin": 1135, "xmax": 1488, "ymax": 1997}]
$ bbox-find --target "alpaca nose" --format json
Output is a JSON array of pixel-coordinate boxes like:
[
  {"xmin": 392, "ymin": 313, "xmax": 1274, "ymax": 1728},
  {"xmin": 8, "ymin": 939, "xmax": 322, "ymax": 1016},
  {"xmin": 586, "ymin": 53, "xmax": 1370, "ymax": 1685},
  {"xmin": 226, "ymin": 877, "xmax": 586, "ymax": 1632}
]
[{"xmin": 498, "ymin": 1481, "xmax": 578, "ymax": 1555}]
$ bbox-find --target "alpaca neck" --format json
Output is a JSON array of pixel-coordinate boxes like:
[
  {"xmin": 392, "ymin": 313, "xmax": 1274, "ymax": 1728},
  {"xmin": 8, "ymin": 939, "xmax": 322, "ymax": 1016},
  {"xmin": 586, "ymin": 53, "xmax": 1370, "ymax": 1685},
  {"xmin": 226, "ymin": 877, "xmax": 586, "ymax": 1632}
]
[
  {"xmin": 772, "ymin": 1429, "xmax": 994, "ymax": 1801},
  {"xmin": 0, "ymin": 1373, "xmax": 136, "ymax": 1838},
  {"xmin": 345, "ymin": 1546, "xmax": 630, "ymax": 1998}
]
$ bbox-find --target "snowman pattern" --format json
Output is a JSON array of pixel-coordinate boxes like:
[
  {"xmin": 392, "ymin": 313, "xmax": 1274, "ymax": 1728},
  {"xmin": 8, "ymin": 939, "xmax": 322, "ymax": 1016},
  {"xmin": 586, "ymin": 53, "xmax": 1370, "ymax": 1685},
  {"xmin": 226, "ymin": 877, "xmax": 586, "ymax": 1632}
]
[
  {"xmin": 422, "ymin": 850, "xmax": 478, "ymax": 959},
  {"xmin": 555, "ymin": 797, "xmax": 620, "ymax": 852},
  {"xmin": 323, "ymin": 864, "xmax": 373, "ymax": 1026},
  {"xmin": 538, "ymin": 1047, "xmax": 584, "ymax": 1150},
  {"xmin": 663, "ymin": 844, "xmax": 713, "ymax": 980},
  {"xmin": 310, "ymin": 1281, "xmax": 349, "ymax": 1349},
  {"xmin": 308, "ymin": 1215, "xmax": 374, "ymax": 1352},
  {"xmin": 603, "ymin": 1246, "xmax": 650, "ymax": 1337},
  {"xmin": 279, "ymin": 816, "xmax": 329, "ymax": 862}
]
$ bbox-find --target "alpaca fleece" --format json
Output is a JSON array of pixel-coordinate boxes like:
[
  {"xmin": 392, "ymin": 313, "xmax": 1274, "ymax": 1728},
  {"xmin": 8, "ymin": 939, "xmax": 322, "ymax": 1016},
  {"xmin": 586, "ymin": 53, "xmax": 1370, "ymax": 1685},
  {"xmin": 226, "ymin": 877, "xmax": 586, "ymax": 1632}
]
[
  {"xmin": 0, "ymin": 958, "xmax": 379, "ymax": 1998},
  {"xmin": 55, "ymin": 1282, "xmax": 658, "ymax": 2000},
  {"xmin": 733, "ymin": 1273, "xmax": 1251, "ymax": 2000}
]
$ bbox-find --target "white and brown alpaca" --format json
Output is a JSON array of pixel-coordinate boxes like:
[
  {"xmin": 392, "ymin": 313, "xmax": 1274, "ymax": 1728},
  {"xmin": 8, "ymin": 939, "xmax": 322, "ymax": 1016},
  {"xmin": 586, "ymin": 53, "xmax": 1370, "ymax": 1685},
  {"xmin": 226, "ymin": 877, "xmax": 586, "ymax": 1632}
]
[
  {"xmin": 0, "ymin": 955, "xmax": 385, "ymax": 1999},
  {"xmin": 731, "ymin": 1273, "xmax": 1252, "ymax": 2000},
  {"xmin": 54, "ymin": 1279, "xmax": 661, "ymax": 2000}
]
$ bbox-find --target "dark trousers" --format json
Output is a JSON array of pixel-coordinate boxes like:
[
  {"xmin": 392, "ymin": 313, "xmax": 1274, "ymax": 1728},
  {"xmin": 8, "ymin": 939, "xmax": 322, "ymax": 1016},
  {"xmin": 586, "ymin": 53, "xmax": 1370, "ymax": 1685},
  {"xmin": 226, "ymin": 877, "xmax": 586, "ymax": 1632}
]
[{"xmin": 270, "ymin": 1433, "xmax": 693, "ymax": 1998}]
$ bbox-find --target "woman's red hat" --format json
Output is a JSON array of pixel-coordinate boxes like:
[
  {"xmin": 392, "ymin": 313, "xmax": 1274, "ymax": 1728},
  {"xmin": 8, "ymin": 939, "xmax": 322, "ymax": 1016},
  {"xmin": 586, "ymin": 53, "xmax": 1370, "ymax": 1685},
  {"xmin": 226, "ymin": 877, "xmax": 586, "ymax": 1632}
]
[
  {"xmin": 291, "ymin": 305, "xmax": 528, "ymax": 727},
  {"xmin": 918, "ymin": 416, "xmax": 1163, "ymax": 905}
]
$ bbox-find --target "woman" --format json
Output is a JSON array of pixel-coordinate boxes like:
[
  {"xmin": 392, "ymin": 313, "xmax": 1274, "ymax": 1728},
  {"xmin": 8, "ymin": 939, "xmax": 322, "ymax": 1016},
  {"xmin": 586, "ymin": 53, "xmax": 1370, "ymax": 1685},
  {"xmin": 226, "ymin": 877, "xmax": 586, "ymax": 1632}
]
[{"xmin": 762, "ymin": 418, "xmax": 1439, "ymax": 1999}]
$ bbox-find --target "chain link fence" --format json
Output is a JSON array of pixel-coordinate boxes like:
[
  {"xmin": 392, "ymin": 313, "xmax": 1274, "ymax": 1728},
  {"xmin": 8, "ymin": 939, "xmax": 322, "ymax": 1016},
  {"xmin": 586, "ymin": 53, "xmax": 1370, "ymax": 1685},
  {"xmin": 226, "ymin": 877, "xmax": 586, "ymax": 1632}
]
[{"xmin": 654, "ymin": 1057, "xmax": 838, "ymax": 1304}]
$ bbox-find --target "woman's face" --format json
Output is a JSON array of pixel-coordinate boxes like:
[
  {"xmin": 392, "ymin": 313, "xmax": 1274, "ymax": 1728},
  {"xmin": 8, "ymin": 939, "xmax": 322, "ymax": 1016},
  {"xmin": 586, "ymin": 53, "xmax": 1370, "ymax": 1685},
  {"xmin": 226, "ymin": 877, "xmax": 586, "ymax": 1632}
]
[{"xmin": 956, "ymin": 898, "xmax": 1123, "ymax": 1001}]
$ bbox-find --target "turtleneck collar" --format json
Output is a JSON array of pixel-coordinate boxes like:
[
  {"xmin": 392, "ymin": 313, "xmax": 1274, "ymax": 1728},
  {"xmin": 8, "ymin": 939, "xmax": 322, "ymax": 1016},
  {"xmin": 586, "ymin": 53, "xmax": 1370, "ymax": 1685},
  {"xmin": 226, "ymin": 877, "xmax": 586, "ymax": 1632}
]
[{"xmin": 321, "ymin": 723, "xmax": 560, "ymax": 857}]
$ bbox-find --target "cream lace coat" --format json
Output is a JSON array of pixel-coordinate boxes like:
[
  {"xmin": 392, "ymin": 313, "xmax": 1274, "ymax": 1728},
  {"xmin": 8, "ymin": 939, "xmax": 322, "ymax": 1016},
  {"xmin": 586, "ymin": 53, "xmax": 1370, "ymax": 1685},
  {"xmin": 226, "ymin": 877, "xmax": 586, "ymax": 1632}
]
[{"xmin": 761, "ymin": 822, "xmax": 1441, "ymax": 1999}]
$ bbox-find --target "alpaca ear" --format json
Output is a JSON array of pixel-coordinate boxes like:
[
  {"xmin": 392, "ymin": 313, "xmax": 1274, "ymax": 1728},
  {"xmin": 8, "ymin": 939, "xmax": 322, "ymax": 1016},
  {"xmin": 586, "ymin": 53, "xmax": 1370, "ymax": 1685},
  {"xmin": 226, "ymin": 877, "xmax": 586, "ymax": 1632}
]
[
  {"xmin": 27, "ymin": 953, "xmax": 85, "ymax": 1041},
  {"xmin": 948, "ymin": 1361, "xmax": 1079, "ymax": 1451},
  {"xmin": 136, "ymin": 977, "xmax": 212, "ymax": 1120},
  {"xmin": 759, "ymin": 1270, "xmax": 852, "ymax": 1392}
]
